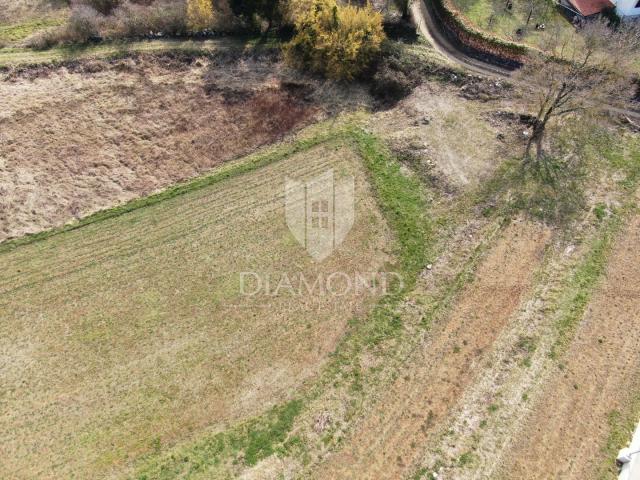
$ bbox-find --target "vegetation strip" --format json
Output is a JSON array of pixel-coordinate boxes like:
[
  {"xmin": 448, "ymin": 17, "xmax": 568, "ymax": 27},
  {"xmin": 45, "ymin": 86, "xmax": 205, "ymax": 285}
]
[
  {"xmin": 550, "ymin": 135, "xmax": 640, "ymax": 357},
  {"xmin": 549, "ymin": 214, "xmax": 623, "ymax": 357},
  {"xmin": 0, "ymin": 18, "xmax": 65, "ymax": 43},
  {"xmin": 0, "ymin": 37, "xmax": 256, "ymax": 68},
  {"xmin": 599, "ymin": 393, "xmax": 640, "ymax": 479},
  {"xmin": 135, "ymin": 400, "xmax": 305, "ymax": 479}
]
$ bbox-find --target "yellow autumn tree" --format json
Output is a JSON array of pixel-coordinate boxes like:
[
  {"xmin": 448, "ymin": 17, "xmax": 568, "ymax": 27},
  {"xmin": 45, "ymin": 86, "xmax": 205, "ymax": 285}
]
[
  {"xmin": 282, "ymin": 0, "xmax": 315, "ymax": 24},
  {"xmin": 286, "ymin": 0, "xmax": 385, "ymax": 80},
  {"xmin": 187, "ymin": 0, "xmax": 214, "ymax": 31}
]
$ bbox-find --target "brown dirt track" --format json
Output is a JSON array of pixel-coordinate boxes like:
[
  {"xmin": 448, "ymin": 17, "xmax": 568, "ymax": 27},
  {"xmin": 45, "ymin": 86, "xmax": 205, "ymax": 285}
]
[
  {"xmin": 498, "ymin": 213, "xmax": 640, "ymax": 480},
  {"xmin": 312, "ymin": 220, "xmax": 551, "ymax": 479}
]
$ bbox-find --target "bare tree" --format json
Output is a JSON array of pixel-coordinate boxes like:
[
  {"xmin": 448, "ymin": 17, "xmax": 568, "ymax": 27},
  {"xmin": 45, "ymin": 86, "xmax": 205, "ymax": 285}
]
[
  {"xmin": 525, "ymin": 0, "xmax": 537, "ymax": 27},
  {"xmin": 518, "ymin": 19, "xmax": 640, "ymax": 162}
]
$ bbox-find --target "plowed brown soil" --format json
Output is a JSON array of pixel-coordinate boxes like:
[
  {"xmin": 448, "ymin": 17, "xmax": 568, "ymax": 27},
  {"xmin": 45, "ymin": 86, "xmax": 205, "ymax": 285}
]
[
  {"xmin": 313, "ymin": 221, "xmax": 551, "ymax": 479},
  {"xmin": 499, "ymin": 213, "xmax": 640, "ymax": 480}
]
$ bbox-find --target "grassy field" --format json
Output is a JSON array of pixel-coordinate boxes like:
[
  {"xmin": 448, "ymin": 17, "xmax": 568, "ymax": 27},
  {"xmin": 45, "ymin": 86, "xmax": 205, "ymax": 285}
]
[
  {"xmin": 0, "ymin": 0, "xmax": 68, "ymax": 47},
  {"xmin": 0, "ymin": 17, "xmax": 64, "ymax": 44},
  {"xmin": 0, "ymin": 127, "xmax": 396, "ymax": 479},
  {"xmin": 2, "ymin": 30, "xmax": 640, "ymax": 479},
  {"xmin": 451, "ymin": 0, "xmax": 578, "ymax": 51}
]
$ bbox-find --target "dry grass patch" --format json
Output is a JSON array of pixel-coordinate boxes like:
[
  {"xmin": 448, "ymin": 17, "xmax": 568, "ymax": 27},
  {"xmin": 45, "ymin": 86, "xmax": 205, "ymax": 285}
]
[
  {"xmin": 0, "ymin": 53, "xmax": 330, "ymax": 243},
  {"xmin": 500, "ymin": 207, "xmax": 640, "ymax": 480},
  {"xmin": 0, "ymin": 0, "xmax": 67, "ymax": 24},
  {"xmin": 368, "ymin": 82, "xmax": 506, "ymax": 190}
]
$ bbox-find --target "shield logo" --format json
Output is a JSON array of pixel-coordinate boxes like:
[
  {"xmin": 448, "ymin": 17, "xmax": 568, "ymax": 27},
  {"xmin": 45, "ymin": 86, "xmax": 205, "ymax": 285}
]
[{"xmin": 285, "ymin": 169, "xmax": 355, "ymax": 261}]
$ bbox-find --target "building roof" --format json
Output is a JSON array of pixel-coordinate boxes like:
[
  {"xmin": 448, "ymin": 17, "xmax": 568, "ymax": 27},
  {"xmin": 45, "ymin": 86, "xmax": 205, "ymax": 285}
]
[{"xmin": 568, "ymin": 0, "xmax": 614, "ymax": 16}]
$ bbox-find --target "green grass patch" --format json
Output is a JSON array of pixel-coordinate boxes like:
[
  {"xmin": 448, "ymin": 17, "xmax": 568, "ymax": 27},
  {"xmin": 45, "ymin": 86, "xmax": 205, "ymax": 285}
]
[
  {"xmin": 135, "ymin": 400, "xmax": 304, "ymax": 479},
  {"xmin": 457, "ymin": 451, "xmax": 476, "ymax": 467},
  {"xmin": 344, "ymin": 126, "xmax": 433, "ymax": 344},
  {"xmin": 600, "ymin": 134, "xmax": 640, "ymax": 191},
  {"xmin": 0, "ymin": 18, "xmax": 65, "ymax": 43},
  {"xmin": 449, "ymin": 0, "xmax": 577, "ymax": 52},
  {"xmin": 598, "ymin": 395, "xmax": 640, "ymax": 479},
  {"xmin": 349, "ymin": 127, "xmax": 431, "ymax": 284}
]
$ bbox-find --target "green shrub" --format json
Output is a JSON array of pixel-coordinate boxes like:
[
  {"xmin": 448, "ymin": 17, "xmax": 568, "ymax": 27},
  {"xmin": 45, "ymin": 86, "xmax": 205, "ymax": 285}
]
[{"xmin": 286, "ymin": 0, "xmax": 385, "ymax": 80}]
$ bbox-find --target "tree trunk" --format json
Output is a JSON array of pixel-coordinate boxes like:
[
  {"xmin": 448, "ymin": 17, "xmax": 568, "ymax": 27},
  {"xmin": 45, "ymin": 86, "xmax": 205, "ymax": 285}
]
[
  {"xmin": 525, "ymin": 119, "xmax": 547, "ymax": 161},
  {"xmin": 525, "ymin": 135, "xmax": 534, "ymax": 159},
  {"xmin": 401, "ymin": 0, "xmax": 410, "ymax": 19},
  {"xmin": 535, "ymin": 128, "xmax": 545, "ymax": 160}
]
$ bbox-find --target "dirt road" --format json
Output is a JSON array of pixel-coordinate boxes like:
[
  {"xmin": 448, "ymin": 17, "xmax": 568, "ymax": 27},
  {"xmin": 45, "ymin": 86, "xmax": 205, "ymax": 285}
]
[
  {"xmin": 409, "ymin": 0, "xmax": 640, "ymax": 121},
  {"xmin": 410, "ymin": 0, "xmax": 516, "ymax": 78}
]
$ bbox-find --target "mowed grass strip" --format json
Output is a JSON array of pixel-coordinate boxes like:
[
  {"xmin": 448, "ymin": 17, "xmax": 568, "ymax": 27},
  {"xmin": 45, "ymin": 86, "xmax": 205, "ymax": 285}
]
[
  {"xmin": 0, "ymin": 37, "xmax": 266, "ymax": 68},
  {"xmin": 132, "ymin": 127, "xmax": 435, "ymax": 479},
  {"xmin": 0, "ymin": 127, "xmax": 395, "ymax": 479}
]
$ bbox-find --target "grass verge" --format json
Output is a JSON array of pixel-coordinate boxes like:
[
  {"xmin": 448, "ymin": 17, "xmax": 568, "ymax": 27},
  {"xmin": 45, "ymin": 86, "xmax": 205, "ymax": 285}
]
[
  {"xmin": 0, "ymin": 36, "xmax": 253, "ymax": 68},
  {"xmin": 135, "ymin": 400, "xmax": 304, "ymax": 480},
  {"xmin": 0, "ymin": 17, "xmax": 65, "ymax": 43}
]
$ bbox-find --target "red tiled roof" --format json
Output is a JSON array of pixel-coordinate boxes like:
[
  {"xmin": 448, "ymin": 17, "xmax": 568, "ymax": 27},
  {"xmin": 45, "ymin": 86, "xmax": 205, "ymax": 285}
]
[{"xmin": 568, "ymin": 0, "xmax": 614, "ymax": 16}]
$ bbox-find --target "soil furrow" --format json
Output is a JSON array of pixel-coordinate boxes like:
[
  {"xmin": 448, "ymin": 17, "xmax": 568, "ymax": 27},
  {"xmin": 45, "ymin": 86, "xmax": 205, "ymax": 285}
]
[
  {"xmin": 313, "ymin": 220, "xmax": 551, "ymax": 480},
  {"xmin": 498, "ymin": 213, "xmax": 640, "ymax": 480}
]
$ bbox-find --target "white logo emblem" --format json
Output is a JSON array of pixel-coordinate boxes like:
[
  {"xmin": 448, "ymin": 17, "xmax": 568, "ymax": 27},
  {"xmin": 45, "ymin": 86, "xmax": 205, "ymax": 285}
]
[{"xmin": 285, "ymin": 169, "xmax": 355, "ymax": 261}]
